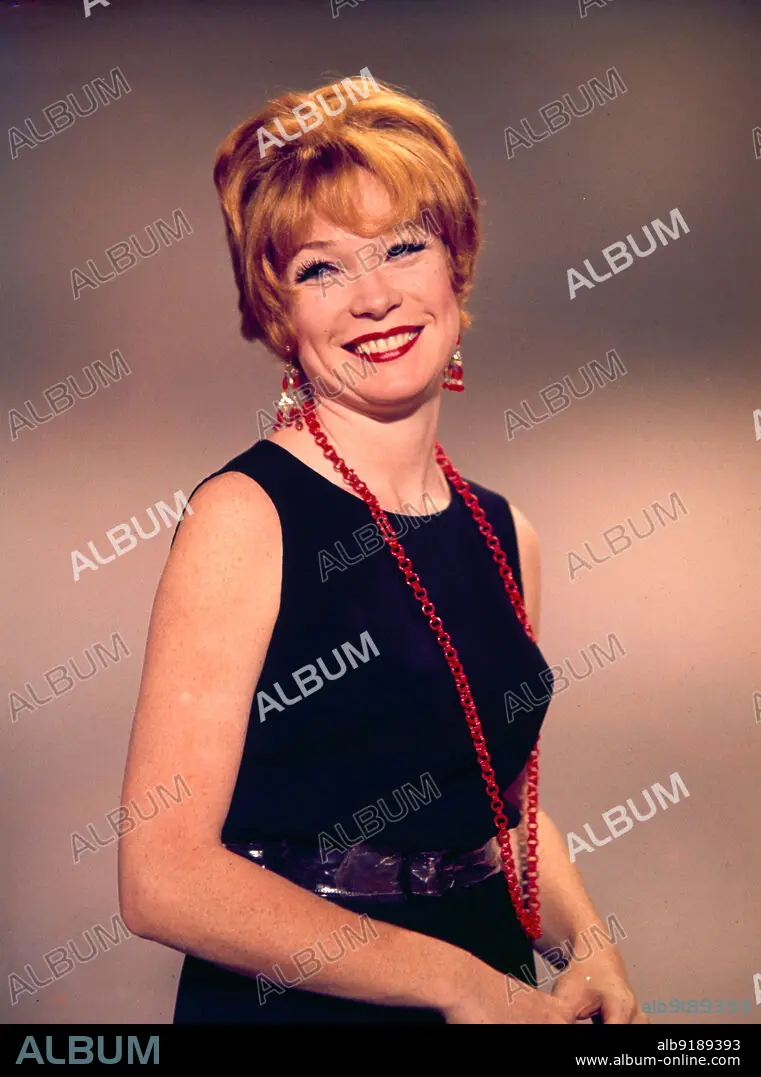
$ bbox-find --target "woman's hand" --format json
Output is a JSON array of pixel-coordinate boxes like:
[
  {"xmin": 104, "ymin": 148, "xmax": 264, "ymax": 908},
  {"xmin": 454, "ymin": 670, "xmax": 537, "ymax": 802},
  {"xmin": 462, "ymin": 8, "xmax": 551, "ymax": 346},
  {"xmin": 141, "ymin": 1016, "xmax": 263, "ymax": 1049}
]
[
  {"xmin": 443, "ymin": 965, "xmax": 575, "ymax": 1024},
  {"xmin": 550, "ymin": 952, "xmax": 648, "ymax": 1024}
]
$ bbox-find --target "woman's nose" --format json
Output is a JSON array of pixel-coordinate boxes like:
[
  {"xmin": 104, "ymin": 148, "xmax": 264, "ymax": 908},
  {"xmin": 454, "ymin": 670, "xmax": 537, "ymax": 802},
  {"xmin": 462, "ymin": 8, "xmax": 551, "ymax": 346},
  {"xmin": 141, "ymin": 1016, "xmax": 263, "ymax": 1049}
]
[{"xmin": 345, "ymin": 241, "xmax": 403, "ymax": 319}]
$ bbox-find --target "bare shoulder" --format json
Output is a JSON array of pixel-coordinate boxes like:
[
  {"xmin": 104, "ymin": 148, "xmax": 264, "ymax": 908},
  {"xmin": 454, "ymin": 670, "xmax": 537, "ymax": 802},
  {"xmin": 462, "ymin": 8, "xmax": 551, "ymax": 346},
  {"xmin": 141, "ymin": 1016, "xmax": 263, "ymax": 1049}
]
[
  {"xmin": 167, "ymin": 470, "xmax": 281, "ymax": 578},
  {"xmin": 150, "ymin": 468, "xmax": 284, "ymax": 667},
  {"xmin": 174, "ymin": 469, "xmax": 280, "ymax": 545},
  {"xmin": 507, "ymin": 503, "xmax": 542, "ymax": 638}
]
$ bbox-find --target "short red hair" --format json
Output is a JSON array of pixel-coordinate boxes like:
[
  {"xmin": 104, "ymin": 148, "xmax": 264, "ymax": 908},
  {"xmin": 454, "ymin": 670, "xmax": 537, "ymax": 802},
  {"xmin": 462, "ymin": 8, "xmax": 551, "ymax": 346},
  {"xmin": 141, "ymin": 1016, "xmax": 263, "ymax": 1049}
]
[{"xmin": 213, "ymin": 72, "xmax": 482, "ymax": 358}]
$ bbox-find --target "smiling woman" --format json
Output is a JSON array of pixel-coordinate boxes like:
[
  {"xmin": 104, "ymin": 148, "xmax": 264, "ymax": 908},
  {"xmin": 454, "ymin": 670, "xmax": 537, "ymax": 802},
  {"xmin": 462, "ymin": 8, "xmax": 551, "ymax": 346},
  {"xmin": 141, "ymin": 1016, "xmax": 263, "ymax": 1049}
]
[
  {"xmin": 212, "ymin": 75, "xmax": 479, "ymax": 359},
  {"xmin": 117, "ymin": 73, "xmax": 646, "ymax": 1026},
  {"xmin": 270, "ymin": 168, "xmax": 464, "ymax": 418}
]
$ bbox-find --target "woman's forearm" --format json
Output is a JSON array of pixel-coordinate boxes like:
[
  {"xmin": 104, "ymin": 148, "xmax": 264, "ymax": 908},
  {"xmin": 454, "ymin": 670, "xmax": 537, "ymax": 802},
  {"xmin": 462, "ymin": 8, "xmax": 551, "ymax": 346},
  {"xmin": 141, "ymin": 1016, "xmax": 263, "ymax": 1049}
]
[
  {"xmin": 527, "ymin": 809, "xmax": 626, "ymax": 968},
  {"xmin": 119, "ymin": 843, "xmax": 483, "ymax": 1014}
]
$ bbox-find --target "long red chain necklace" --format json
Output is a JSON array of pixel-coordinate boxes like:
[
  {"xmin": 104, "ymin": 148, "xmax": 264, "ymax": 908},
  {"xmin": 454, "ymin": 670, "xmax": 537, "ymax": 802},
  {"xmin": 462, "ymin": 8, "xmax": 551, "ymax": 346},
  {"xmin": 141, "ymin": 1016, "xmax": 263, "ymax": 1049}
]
[{"xmin": 274, "ymin": 381, "xmax": 542, "ymax": 941}]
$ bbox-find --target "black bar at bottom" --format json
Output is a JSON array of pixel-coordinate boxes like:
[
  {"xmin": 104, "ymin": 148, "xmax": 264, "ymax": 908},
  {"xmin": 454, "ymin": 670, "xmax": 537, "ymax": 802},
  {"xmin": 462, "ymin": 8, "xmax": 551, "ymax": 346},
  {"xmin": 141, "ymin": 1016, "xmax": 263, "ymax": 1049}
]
[{"xmin": 2, "ymin": 1022, "xmax": 759, "ymax": 1067}]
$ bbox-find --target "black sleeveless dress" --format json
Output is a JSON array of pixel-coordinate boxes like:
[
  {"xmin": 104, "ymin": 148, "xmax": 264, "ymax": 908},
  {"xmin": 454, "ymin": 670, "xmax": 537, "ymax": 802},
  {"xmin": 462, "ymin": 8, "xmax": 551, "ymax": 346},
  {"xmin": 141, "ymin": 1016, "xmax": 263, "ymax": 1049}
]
[{"xmin": 171, "ymin": 439, "xmax": 554, "ymax": 1024}]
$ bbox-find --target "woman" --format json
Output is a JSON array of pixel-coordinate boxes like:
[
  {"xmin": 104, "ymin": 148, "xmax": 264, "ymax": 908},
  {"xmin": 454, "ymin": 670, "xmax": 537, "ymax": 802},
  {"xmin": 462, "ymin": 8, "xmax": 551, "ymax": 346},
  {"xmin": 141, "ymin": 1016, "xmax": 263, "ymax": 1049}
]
[{"xmin": 118, "ymin": 74, "xmax": 645, "ymax": 1025}]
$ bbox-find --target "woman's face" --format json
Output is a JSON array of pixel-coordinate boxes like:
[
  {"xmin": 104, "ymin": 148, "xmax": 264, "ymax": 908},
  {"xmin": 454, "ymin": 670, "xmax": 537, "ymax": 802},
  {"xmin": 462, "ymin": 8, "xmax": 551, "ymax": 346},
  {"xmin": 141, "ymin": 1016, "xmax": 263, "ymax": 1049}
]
[{"xmin": 282, "ymin": 171, "xmax": 461, "ymax": 417}]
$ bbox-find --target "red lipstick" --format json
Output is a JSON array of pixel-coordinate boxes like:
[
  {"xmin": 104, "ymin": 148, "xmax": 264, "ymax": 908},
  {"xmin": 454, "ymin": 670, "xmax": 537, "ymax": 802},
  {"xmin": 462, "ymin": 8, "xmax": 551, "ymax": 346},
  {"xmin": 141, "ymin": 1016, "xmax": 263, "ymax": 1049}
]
[{"xmin": 342, "ymin": 325, "xmax": 422, "ymax": 364}]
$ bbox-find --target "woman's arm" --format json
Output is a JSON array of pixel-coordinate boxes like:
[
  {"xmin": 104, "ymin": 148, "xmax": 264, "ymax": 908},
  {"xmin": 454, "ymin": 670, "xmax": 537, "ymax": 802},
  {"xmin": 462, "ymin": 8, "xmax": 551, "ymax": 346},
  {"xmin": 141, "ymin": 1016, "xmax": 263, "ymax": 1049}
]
[
  {"xmin": 535, "ymin": 808, "xmax": 644, "ymax": 1022},
  {"xmin": 533, "ymin": 809, "xmax": 624, "ymax": 964},
  {"xmin": 118, "ymin": 473, "xmax": 567, "ymax": 1022}
]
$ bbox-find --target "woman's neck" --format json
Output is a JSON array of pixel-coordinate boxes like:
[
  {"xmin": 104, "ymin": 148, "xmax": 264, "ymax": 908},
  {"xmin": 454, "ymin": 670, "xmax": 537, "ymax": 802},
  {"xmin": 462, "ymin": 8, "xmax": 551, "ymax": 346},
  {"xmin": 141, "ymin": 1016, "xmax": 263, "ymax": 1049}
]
[{"xmin": 268, "ymin": 394, "xmax": 452, "ymax": 514}]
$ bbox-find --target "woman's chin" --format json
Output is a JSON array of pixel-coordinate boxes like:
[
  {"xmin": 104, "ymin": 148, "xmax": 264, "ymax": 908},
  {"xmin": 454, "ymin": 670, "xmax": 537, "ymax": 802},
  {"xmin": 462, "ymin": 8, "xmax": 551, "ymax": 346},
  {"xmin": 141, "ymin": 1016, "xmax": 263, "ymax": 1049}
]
[{"xmin": 347, "ymin": 385, "xmax": 442, "ymax": 419}]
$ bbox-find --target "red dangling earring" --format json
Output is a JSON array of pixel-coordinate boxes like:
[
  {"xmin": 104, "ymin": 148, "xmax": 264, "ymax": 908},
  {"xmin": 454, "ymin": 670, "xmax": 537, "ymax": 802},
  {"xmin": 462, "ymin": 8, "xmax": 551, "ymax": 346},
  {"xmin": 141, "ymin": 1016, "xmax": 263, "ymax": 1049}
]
[
  {"xmin": 442, "ymin": 337, "xmax": 464, "ymax": 392},
  {"xmin": 273, "ymin": 358, "xmax": 306, "ymax": 431}
]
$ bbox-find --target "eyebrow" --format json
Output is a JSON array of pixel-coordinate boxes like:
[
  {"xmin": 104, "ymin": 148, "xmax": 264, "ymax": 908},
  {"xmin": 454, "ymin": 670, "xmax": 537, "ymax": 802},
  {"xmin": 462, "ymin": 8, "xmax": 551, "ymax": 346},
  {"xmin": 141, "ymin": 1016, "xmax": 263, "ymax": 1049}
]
[{"xmin": 292, "ymin": 240, "xmax": 336, "ymax": 259}]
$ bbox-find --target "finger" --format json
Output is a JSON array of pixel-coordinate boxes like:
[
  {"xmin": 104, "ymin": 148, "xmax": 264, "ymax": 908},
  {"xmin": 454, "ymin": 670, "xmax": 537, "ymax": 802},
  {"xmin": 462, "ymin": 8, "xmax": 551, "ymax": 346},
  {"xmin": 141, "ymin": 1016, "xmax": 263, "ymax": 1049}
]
[
  {"xmin": 622, "ymin": 1000, "xmax": 645, "ymax": 1025},
  {"xmin": 599, "ymin": 997, "xmax": 632, "ymax": 1025}
]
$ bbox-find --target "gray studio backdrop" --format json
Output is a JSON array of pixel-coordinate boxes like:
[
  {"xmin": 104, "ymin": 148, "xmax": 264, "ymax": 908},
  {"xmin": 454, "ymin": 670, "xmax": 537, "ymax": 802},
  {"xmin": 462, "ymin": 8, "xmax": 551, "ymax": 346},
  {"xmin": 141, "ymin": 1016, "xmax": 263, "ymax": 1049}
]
[{"xmin": 3, "ymin": 0, "xmax": 759, "ymax": 1026}]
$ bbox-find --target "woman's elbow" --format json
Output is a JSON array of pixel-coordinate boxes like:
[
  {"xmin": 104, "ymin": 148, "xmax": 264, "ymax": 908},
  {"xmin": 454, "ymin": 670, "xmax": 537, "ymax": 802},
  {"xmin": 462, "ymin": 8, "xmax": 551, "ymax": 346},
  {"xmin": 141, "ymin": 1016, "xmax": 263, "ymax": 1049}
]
[
  {"xmin": 118, "ymin": 895, "xmax": 152, "ymax": 940},
  {"xmin": 117, "ymin": 843, "xmax": 175, "ymax": 940},
  {"xmin": 118, "ymin": 872, "xmax": 163, "ymax": 940}
]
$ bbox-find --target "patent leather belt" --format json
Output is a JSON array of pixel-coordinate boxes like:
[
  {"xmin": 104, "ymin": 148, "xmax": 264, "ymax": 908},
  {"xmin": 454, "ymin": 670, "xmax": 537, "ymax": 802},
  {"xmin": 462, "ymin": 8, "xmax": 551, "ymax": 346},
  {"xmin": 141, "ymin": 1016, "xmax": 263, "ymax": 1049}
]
[{"xmin": 226, "ymin": 837, "xmax": 503, "ymax": 900}]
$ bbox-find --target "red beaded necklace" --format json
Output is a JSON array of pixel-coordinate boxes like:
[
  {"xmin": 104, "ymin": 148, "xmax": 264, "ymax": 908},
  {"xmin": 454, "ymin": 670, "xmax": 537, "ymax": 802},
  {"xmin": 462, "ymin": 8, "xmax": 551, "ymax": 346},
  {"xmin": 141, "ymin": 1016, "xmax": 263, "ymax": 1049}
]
[{"xmin": 274, "ymin": 378, "xmax": 542, "ymax": 941}]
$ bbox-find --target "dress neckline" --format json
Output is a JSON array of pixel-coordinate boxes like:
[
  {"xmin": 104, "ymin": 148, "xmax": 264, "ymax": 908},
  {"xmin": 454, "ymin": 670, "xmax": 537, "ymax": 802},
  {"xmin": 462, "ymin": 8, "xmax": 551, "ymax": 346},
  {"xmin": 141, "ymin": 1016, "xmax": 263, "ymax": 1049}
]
[{"xmin": 259, "ymin": 438, "xmax": 457, "ymax": 521}]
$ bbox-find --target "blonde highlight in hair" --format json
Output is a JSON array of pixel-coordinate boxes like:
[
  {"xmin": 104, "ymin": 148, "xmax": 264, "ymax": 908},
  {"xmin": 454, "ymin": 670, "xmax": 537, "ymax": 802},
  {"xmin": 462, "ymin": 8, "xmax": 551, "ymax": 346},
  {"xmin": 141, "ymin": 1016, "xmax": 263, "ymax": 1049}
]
[{"xmin": 213, "ymin": 75, "xmax": 482, "ymax": 358}]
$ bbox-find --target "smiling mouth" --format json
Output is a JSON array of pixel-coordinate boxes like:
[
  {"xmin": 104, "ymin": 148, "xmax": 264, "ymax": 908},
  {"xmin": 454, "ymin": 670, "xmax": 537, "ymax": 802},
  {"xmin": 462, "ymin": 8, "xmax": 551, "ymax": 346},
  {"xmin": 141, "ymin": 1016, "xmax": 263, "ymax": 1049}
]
[{"xmin": 342, "ymin": 326, "xmax": 423, "ymax": 363}]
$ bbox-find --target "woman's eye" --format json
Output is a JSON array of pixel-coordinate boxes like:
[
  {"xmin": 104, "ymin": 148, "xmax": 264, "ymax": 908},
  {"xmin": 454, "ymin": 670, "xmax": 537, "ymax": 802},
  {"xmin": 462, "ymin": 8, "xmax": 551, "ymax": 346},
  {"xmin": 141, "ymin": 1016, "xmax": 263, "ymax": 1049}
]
[
  {"xmin": 295, "ymin": 260, "xmax": 339, "ymax": 284},
  {"xmin": 386, "ymin": 242, "xmax": 426, "ymax": 260},
  {"xmin": 294, "ymin": 241, "xmax": 426, "ymax": 283}
]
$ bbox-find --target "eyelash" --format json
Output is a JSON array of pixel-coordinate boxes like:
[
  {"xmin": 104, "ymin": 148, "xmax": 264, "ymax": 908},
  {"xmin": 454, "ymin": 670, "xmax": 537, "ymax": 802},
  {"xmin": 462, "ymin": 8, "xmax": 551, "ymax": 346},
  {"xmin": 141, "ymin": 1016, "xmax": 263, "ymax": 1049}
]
[{"xmin": 294, "ymin": 241, "xmax": 428, "ymax": 284}]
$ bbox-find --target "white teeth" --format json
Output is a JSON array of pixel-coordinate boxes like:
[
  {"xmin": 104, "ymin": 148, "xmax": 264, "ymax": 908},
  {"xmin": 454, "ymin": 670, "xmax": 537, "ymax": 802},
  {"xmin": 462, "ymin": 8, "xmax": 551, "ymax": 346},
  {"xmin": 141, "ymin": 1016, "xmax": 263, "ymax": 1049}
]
[{"xmin": 353, "ymin": 330, "xmax": 419, "ymax": 356}]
